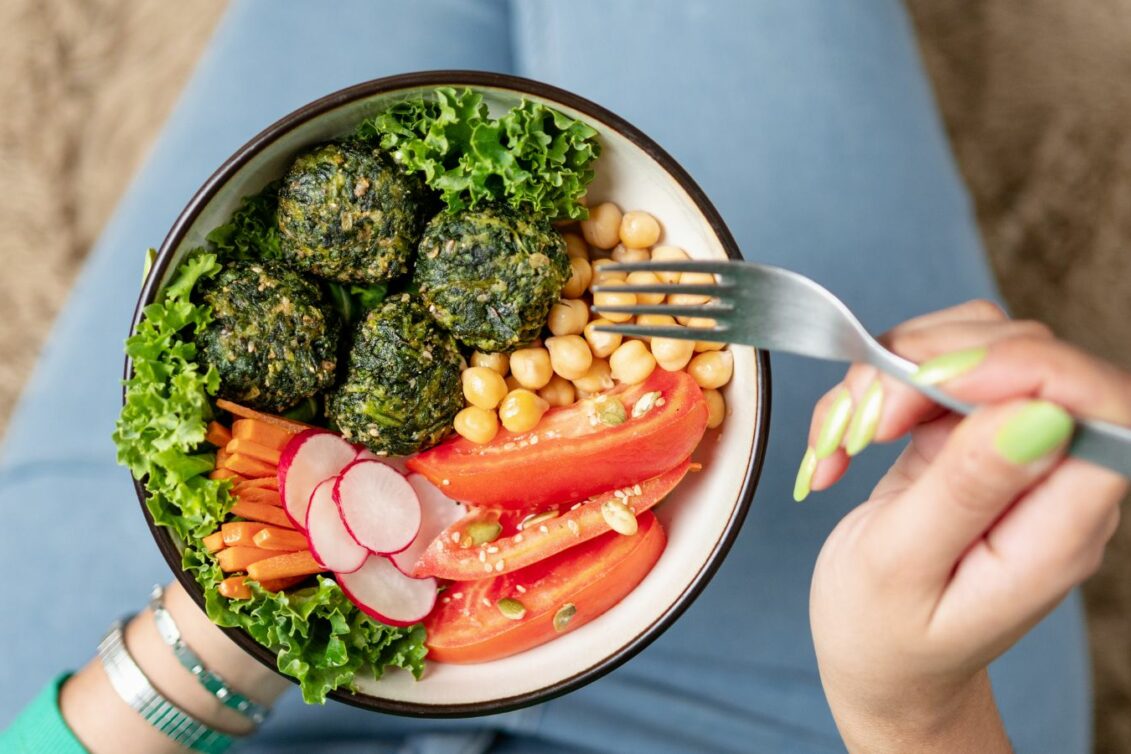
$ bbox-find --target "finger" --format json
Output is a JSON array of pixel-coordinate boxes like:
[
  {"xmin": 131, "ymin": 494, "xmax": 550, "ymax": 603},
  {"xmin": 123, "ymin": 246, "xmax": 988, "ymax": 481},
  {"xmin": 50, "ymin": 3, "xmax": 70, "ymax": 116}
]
[
  {"xmin": 883, "ymin": 298, "xmax": 1009, "ymax": 336},
  {"xmin": 864, "ymin": 398, "xmax": 1076, "ymax": 584},
  {"xmin": 868, "ymin": 414, "xmax": 963, "ymax": 500}
]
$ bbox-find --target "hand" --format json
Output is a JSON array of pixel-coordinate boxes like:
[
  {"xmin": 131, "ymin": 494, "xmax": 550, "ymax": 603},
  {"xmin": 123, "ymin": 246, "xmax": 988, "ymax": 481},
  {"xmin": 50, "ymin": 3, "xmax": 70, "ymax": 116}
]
[{"xmin": 802, "ymin": 300, "xmax": 1130, "ymax": 753}]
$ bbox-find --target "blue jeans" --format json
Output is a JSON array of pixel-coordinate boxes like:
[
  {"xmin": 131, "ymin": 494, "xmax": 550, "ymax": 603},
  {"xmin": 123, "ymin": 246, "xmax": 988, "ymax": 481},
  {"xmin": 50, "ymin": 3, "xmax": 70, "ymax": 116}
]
[{"xmin": 0, "ymin": 2, "xmax": 1090, "ymax": 752}]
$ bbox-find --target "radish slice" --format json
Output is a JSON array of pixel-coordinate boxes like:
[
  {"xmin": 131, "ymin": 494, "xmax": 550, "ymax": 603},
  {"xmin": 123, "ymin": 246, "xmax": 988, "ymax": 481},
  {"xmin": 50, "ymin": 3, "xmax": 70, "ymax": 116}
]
[
  {"xmin": 336, "ymin": 555, "xmax": 437, "ymax": 627},
  {"xmin": 305, "ymin": 478, "xmax": 368, "ymax": 574},
  {"xmin": 279, "ymin": 430, "xmax": 358, "ymax": 530},
  {"xmin": 391, "ymin": 475, "xmax": 467, "ymax": 575},
  {"xmin": 334, "ymin": 460, "xmax": 421, "ymax": 555}
]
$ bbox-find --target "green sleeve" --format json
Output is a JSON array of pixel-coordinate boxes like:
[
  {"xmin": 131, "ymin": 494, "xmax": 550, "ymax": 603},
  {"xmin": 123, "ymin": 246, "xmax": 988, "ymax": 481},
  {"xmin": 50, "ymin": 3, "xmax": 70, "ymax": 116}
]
[{"xmin": 0, "ymin": 674, "xmax": 88, "ymax": 753}]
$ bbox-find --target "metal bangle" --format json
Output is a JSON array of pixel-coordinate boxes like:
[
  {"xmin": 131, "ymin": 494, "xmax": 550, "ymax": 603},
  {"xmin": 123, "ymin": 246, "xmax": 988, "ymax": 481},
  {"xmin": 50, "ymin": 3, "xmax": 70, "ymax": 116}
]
[
  {"xmin": 149, "ymin": 585, "xmax": 271, "ymax": 725},
  {"xmin": 98, "ymin": 616, "xmax": 233, "ymax": 753}
]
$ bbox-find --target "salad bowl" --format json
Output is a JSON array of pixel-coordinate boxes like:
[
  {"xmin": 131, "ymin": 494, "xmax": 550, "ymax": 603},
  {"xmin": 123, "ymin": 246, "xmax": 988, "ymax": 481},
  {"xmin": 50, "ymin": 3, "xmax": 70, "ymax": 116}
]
[{"xmin": 128, "ymin": 71, "xmax": 771, "ymax": 716}]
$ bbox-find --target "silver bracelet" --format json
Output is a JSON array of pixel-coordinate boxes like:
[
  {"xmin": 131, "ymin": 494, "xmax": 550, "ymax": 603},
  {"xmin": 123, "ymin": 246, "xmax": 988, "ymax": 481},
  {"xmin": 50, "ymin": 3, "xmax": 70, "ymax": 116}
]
[
  {"xmin": 98, "ymin": 617, "xmax": 233, "ymax": 753},
  {"xmin": 149, "ymin": 585, "xmax": 271, "ymax": 725}
]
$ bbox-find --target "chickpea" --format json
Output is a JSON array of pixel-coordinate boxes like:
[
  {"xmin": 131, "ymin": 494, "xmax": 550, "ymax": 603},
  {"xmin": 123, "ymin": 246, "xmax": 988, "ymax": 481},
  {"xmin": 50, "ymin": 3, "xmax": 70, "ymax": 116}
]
[
  {"xmin": 632, "ymin": 314, "xmax": 676, "ymax": 343},
  {"xmin": 461, "ymin": 366, "xmax": 509, "ymax": 410},
  {"xmin": 470, "ymin": 350, "xmax": 510, "ymax": 375},
  {"xmin": 626, "ymin": 270, "xmax": 665, "ymax": 305},
  {"xmin": 573, "ymin": 358, "xmax": 614, "ymax": 393},
  {"xmin": 562, "ymin": 256, "xmax": 593, "ymax": 298},
  {"xmin": 669, "ymin": 270, "xmax": 716, "ymax": 307},
  {"xmin": 685, "ymin": 317, "xmax": 726, "ymax": 352},
  {"xmin": 580, "ymin": 202, "xmax": 623, "ymax": 250},
  {"xmin": 539, "ymin": 374, "xmax": 576, "ymax": 407},
  {"xmin": 703, "ymin": 389, "xmax": 726, "ymax": 429},
  {"xmin": 547, "ymin": 299, "xmax": 590, "ymax": 336},
  {"xmin": 498, "ymin": 389, "xmax": 550, "ymax": 433},
  {"xmin": 562, "ymin": 232, "xmax": 589, "ymax": 260},
  {"xmin": 589, "ymin": 258, "xmax": 626, "ymax": 287},
  {"xmin": 651, "ymin": 332, "xmax": 695, "ymax": 371},
  {"xmin": 592, "ymin": 279, "xmax": 636, "ymax": 323},
  {"xmin": 609, "ymin": 340, "xmax": 657, "ymax": 384},
  {"xmin": 650, "ymin": 245, "xmax": 689, "ymax": 283},
  {"xmin": 584, "ymin": 317, "xmax": 622, "ymax": 358},
  {"xmin": 453, "ymin": 406, "xmax": 500, "ymax": 444},
  {"xmin": 510, "ymin": 347, "xmax": 553, "ymax": 389},
  {"xmin": 687, "ymin": 350, "xmax": 734, "ymax": 389},
  {"xmin": 619, "ymin": 210, "xmax": 662, "ymax": 248},
  {"xmin": 545, "ymin": 334, "xmax": 593, "ymax": 381},
  {"xmin": 611, "ymin": 245, "xmax": 651, "ymax": 264}
]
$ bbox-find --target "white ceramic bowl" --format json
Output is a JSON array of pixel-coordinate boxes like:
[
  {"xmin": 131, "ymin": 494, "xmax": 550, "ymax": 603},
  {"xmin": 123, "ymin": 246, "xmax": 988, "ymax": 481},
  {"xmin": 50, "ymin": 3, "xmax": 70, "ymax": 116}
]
[{"xmin": 131, "ymin": 71, "xmax": 770, "ymax": 717}]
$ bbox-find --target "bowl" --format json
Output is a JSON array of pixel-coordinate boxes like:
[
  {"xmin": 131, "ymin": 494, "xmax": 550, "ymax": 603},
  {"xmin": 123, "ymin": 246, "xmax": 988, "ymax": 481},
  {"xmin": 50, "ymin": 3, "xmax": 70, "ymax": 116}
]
[{"xmin": 129, "ymin": 71, "xmax": 771, "ymax": 717}]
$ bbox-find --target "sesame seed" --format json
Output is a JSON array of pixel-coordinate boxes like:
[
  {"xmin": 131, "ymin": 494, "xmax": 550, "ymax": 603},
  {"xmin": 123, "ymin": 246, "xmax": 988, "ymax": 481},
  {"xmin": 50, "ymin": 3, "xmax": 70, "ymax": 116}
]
[
  {"xmin": 513, "ymin": 534, "xmax": 523, "ymax": 543},
  {"xmin": 452, "ymin": 592, "xmax": 463, "ymax": 599},
  {"xmin": 486, "ymin": 546, "xmax": 499, "ymax": 554},
  {"xmin": 539, "ymin": 525, "xmax": 550, "ymax": 534},
  {"xmin": 442, "ymin": 479, "xmax": 450, "ymax": 486},
  {"xmin": 484, "ymin": 563, "xmax": 494, "ymax": 573},
  {"xmin": 529, "ymin": 435, "xmax": 539, "ymax": 445},
  {"xmin": 614, "ymin": 490, "xmax": 626, "ymax": 499},
  {"xmin": 515, "ymin": 585, "xmax": 527, "ymax": 594},
  {"xmin": 656, "ymin": 398, "xmax": 666, "ymax": 407},
  {"xmin": 442, "ymin": 596, "xmax": 451, "ymax": 604},
  {"xmin": 451, "ymin": 532, "xmax": 461, "ymax": 543},
  {"xmin": 482, "ymin": 598, "xmax": 492, "ymax": 607},
  {"xmin": 633, "ymin": 484, "xmax": 642, "ymax": 495},
  {"xmin": 479, "ymin": 550, "xmax": 486, "ymax": 562},
  {"xmin": 570, "ymin": 503, "xmax": 581, "ymax": 511},
  {"xmin": 495, "ymin": 560, "xmax": 505, "ymax": 572},
  {"xmin": 567, "ymin": 520, "xmax": 581, "ymax": 536}
]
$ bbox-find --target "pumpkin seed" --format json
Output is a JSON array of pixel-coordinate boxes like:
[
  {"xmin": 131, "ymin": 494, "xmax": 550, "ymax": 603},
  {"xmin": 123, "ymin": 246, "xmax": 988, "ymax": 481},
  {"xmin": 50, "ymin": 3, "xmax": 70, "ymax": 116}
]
[
  {"xmin": 467, "ymin": 520, "xmax": 502, "ymax": 545},
  {"xmin": 594, "ymin": 395, "xmax": 627, "ymax": 426},
  {"xmin": 601, "ymin": 499, "xmax": 638, "ymax": 536},
  {"xmin": 497, "ymin": 597, "xmax": 527, "ymax": 620},
  {"xmin": 631, "ymin": 390, "xmax": 662, "ymax": 419},
  {"xmin": 553, "ymin": 603, "xmax": 577, "ymax": 633}
]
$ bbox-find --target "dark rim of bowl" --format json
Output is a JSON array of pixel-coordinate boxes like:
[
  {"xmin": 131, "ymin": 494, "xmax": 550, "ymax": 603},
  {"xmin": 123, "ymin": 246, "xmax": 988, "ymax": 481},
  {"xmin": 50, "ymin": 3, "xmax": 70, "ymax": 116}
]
[{"xmin": 126, "ymin": 70, "xmax": 772, "ymax": 718}]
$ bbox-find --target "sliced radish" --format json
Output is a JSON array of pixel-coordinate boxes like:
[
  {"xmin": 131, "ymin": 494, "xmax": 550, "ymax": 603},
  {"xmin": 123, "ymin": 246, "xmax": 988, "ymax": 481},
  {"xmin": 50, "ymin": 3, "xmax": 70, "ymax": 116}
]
[
  {"xmin": 334, "ymin": 460, "xmax": 421, "ymax": 555},
  {"xmin": 336, "ymin": 555, "xmax": 437, "ymax": 627},
  {"xmin": 305, "ymin": 477, "xmax": 368, "ymax": 574},
  {"xmin": 279, "ymin": 429, "xmax": 358, "ymax": 530},
  {"xmin": 391, "ymin": 475, "xmax": 467, "ymax": 575}
]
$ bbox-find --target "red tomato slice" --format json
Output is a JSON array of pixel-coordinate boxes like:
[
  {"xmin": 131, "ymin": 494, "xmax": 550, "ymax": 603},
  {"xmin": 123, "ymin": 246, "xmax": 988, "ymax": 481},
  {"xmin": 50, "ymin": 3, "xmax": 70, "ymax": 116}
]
[
  {"xmin": 424, "ymin": 511, "xmax": 666, "ymax": 663},
  {"xmin": 407, "ymin": 369, "xmax": 707, "ymax": 510},
  {"xmin": 414, "ymin": 459, "xmax": 690, "ymax": 580}
]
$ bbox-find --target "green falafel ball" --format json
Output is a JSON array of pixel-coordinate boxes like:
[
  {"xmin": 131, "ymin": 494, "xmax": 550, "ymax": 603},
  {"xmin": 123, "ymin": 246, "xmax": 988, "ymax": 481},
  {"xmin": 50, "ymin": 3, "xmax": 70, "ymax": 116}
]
[
  {"xmin": 196, "ymin": 262, "xmax": 340, "ymax": 412},
  {"xmin": 277, "ymin": 142, "xmax": 429, "ymax": 284},
  {"xmin": 414, "ymin": 203, "xmax": 570, "ymax": 352},
  {"xmin": 327, "ymin": 293, "xmax": 463, "ymax": 456}
]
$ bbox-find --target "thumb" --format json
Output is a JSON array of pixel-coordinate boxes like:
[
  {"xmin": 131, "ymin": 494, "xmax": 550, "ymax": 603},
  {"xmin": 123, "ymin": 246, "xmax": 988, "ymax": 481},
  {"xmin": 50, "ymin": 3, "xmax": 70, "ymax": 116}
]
[{"xmin": 867, "ymin": 399, "xmax": 1075, "ymax": 583}]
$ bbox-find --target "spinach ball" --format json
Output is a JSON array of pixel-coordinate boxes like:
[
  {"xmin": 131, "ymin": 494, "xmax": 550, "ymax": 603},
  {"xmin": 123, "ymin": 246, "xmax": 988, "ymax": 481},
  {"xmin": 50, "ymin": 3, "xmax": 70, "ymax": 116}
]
[
  {"xmin": 196, "ymin": 262, "xmax": 339, "ymax": 412},
  {"xmin": 327, "ymin": 294, "xmax": 463, "ymax": 456},
  {"xmin": 277, "ymin": 142, "xmax": 429, "ymax": 283},
  {"xmin": 414, "ymin": 203, "xmax": 570, "ymax": 352}
]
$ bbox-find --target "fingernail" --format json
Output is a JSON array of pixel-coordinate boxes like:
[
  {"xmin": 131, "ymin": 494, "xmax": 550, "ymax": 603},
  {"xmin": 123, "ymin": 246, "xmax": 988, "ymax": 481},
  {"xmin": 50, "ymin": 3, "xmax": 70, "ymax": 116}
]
[
  {"xmin": 995, "ymin": 400, "xmax": 1074, "ymax": 464},
  {"xmin": 793, "ymin": 447, "xmax": 817, "ymax": 502},
  {"xmin": 815, "ymin": 389, "xmax": 854, "ymax": 459},
  {"xmin": 844, "ymin": 380, "xmax": 884, "ymax": 456},
  {"xmin": 911, "ymin": 346, "xmax": 988, "ymax": 386}
]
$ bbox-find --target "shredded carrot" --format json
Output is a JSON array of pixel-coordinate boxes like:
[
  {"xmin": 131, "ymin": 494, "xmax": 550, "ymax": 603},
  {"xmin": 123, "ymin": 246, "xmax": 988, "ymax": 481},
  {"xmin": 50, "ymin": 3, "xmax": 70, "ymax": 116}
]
[
  {"xmin": 222, "ymin": 453, "xmax": 276, "ymax": 479},
  {"xmin": 253, "ymin": 526, "xmax": 309, "ymax": 552},
  {"xmin": 225, "ymin": 437, "xmax": 282, "ymax": 466},
  {"xmin": 208, "ymin": 468, "xmax": 244, "ymax": 482},
  {"xmin": 232, "ymin": 418, "xmax": 297, "ymax": 452},
  {"xmin": 221, "ymin": 521, "xmax": 267, "ymax": 547},
  {"xmin": 215, "ymin": 399, "xmax": 313, "ymax": 434},
  {"xmin": 205, "ymin": 421, "xmax": 232, "ymax": 448},
  {"xmin": 231, "ymin": 500, "xmax": 293, "ymax": 529},
  {"xmin": 202, "ymin": 531, "xmax": 226, "ymax": 554},
  {"xmin": 232, "ymin": 476, "xmax": 279, "ymax": 494},
  {"xmin": 217, "ymin": 546, "xmax": 277, "ymax": 573},
  {"xmin": 247, "ymin": 550, "xmax": 323, "ymax": 582},
  {"xmin": 218, "ymin": 574, "xmax": 307, "ymax": 600}
]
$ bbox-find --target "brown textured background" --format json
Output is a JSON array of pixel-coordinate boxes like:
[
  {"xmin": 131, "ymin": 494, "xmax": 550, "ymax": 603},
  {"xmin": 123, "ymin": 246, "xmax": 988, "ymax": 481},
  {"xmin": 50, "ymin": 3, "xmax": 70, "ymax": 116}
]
[{"xmin": 0, "ymin": 1, "xmax": 1127, "ymax": 749}]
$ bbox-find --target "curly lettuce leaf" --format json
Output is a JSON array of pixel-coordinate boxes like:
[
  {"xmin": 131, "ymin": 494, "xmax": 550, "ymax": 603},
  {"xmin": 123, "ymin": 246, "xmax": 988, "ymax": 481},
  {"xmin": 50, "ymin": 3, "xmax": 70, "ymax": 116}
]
[
  {"xmin": 358, "ymin": 87, "xmax": 600, "ymax": 220},
  {"xmin": 205, "ymin": 183, "xmax": 283, "ymax": 262},
  {"xmin": 114, "ymin": 247, "xmax": 426, "ymax": 704}
]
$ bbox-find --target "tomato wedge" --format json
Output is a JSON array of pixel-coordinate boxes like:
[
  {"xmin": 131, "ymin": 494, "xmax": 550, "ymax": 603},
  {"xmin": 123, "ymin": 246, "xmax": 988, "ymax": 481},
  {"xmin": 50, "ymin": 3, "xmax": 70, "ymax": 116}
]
[
  {"xmin": 407, "ymin": 369, "xmax": 707, "ymax": 509},
  {"xmin": 424, "ymin": 511, "xmax": 666, "ymax": 663},
  {"xmin": 414, "ymin": 459, "xmax": 690, "ymax": 579}
]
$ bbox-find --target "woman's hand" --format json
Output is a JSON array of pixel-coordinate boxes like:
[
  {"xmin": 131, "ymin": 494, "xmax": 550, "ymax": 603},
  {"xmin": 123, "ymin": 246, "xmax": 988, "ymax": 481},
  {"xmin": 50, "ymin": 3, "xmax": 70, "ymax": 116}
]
[{"xmin": 803, "ymin": 300, "xmax": 1131, "ymax": 753}]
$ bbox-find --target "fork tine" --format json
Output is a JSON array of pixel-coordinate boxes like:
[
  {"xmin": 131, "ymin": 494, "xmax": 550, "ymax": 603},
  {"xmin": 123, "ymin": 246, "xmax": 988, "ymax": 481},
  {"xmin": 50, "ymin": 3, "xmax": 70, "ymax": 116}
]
[
  {"xmin": 602, "ymin": 260, "xmax": 738, "ymax": 276},
  {"xmin": 591, "ymin": 303, "xmax": 734, "ymax": 318},
  {"xmin": 593, "ymin": 323, "xmax": 730, "ymax": 344},
  {"xmin": 590, "ymin": 282, "xmax": 729, "ymax": 297}
]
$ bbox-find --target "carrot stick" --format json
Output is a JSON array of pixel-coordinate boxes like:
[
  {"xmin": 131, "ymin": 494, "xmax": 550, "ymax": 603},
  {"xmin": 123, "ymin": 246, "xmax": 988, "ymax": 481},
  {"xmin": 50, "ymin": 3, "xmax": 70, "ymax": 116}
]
[
  {"xmin": 209, "ymin": 468, "xmax": 244, "ymax": 482},
  {"xmin": 216, "ymin": 447, "xmax": 232, "ymax": 468},
  {"xmin": 233, "ymin": 476, "xmax": 279, "ymax": 494},
  {"xmin": 221, "ymin": 521, "xmax": 267, "ymax": 546},
  {"xmin": 235, "ymin": 488, "xmax": 282, "ymax": 507},
  {"xmin": 202, "ymin": 531, "xmax": 226, "ymax": 554},
  {"xmin": 219, "ymin": 574, "xmax": 307, "ymax": 600},
  {"xmin": 217, "ymin": 546, "xmax": 277, "ymax": 573},
  {"xmin": 205, "ymin": 421, "xmax": 232, "ymax": 448},
  {"xmin": 231, "ymin": 500, "xmax": 294, "ymax": 529},
  {"xmin": 247, "ymin": 550, "xmax": 323, "ymax": 582},
  {"xmin": 222, "ymin": 453, "xmax": 276, "ymax": 479},
  {"xmin": 215, "ymin": 399, "xmax": 314, "ymax": 435},
  {"xmin": 257, "ymin": 575, "xmax": 307, "ymax": 592},
  {"xmin": 232, "ymin": 419, "xmax": 297, "ymax": 452},
  {"xmin": 225, "ymin": 438, "xmax": 282, "ymax": 466},
  {"xmin": 253, "ymin": 526, "xmax": 309, "ymax": 552}
]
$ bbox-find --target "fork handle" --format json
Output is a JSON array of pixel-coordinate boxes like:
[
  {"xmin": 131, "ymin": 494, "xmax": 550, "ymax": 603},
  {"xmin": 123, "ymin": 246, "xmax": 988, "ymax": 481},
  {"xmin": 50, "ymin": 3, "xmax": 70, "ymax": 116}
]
[{"xmin": 867, "ymin": 348, "xmax": 1131, "ymax": 477}]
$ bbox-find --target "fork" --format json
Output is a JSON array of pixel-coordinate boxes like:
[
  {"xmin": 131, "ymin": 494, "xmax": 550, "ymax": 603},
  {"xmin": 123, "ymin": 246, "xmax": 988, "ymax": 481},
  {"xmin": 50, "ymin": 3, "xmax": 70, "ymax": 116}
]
[{"xmin": 592, "ymin": 259, "xmax": 1131, "ymax": 476}]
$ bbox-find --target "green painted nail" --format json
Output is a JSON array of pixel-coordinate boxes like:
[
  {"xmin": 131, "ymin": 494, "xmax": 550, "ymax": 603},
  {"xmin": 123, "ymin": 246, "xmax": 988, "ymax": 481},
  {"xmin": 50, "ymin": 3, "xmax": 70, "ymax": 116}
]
[
  {"xmin": 793, "ymin": 447, "xmax": 817, "ymax": 502},
  {"xmin": 995, "ymin": 401, "xmax": 1074, "ymax": 464},
  {"xmin": 912, "ymin": 346, "xmax": 988, "ymax": 386},
  {"xmin": 844, "ymin": 380, "xmax": 884, "ymax": 456},
  {"xmin": 815, "ymin": 389, "xmax": 854, "ymax": 459}
]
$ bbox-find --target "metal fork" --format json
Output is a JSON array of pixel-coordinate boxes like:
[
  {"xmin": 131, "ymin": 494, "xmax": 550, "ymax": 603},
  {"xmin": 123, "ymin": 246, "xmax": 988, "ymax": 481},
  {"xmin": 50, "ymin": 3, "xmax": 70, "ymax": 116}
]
[{"xmin": 592, "ymin": 259, "xmax": 1131, "ymax": 476}]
